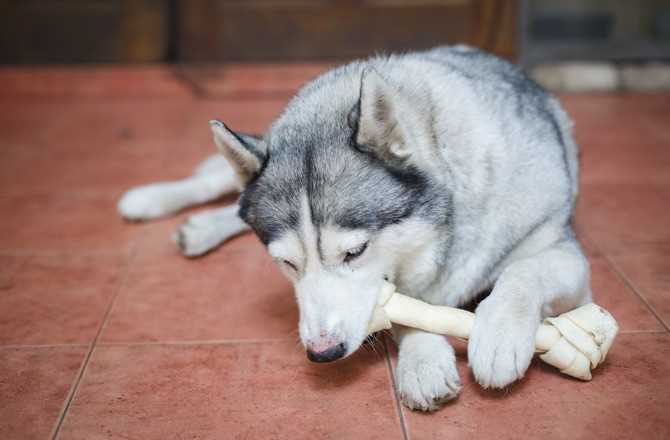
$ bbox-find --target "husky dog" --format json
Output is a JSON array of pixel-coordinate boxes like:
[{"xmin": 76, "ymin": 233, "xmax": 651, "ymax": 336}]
[{"xmin": 118, "ymin": 46, "xmax": 591, "ymax": 411}]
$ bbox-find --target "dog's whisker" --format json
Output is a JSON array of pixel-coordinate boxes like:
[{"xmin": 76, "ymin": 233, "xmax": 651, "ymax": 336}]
[{"xmin": 363, "ymin": 334, "xmax": 383, "ymax": 357}]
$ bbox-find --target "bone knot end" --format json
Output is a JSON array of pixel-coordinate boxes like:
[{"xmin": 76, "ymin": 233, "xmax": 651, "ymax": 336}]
[{"xmin": 537, "ymin": 303, "xmax": 619, "ymax": 380}]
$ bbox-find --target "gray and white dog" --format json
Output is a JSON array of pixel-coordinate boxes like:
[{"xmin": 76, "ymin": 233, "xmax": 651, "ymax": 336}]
[{"xmin": 118, "ymin": 45, "xmax": 591, "ymax": 411}]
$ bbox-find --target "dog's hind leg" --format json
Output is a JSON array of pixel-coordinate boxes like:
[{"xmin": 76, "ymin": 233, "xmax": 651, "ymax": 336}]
[
  {"xmin": 117, "ymin": 155, "xmax": 238, "ymax": 221},
  {"xmin": 173, "ymin": 204, "xmax": 250, "ymax": 257}
]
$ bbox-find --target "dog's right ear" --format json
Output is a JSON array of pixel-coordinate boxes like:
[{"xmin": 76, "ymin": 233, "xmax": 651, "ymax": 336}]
[{"xmin": 209, "ymin": 120, "xmax": 266, "ymax": 187}]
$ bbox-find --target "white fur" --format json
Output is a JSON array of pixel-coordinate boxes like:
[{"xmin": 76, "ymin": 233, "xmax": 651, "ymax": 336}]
[
  {"xmin": 117, "ymin": 155, "xmax": 236, "ymax": 221},
  {"xmin": 265, "ymin": 196, "xmax": 448, "ymax": 361},
  {"xmin": 394, "ymin": 328, "xmax": 461, "ymax": 411},
  {"xmin": 269, "ymin": 194, "xmax": 386, "ymax": 356},
  {"xmin": 173, "ymin": 205, "xmax": 250, "ymax": 257},
  {"xmin": 468, "ymin": 239, "xmax": 590, "ymax": 388}
]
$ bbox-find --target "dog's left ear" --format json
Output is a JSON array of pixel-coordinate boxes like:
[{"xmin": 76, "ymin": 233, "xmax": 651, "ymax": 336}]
[
  {"xmin": 210, "ymin": 120, "xmax": 266, "ymax": 187},
  {"xmin": 353, "ymin": 68, "xmax": 411, "ymax": 163}
]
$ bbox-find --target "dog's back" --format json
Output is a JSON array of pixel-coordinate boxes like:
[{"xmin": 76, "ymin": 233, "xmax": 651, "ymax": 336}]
[{"xmin": 419, "ymin": 45, "xmax": 579, "ymax": 198}]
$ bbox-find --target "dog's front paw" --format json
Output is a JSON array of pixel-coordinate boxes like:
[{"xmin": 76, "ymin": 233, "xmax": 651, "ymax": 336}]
[
  {"xmin": 118, "ymin": 184, "xmax": 179, "ymax": 221},
  {"xmin": 396, "ymin": 342, "xmax": 461, "ymax": 411},
  {"xmin": 468, "ymin": 295, "xmax": 539, "ymax": 389}
]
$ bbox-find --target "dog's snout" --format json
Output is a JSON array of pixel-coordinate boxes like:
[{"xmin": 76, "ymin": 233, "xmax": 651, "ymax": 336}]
[{"xmin": 306, "ymin": 342, "xmax": 347, "ymax": 363}]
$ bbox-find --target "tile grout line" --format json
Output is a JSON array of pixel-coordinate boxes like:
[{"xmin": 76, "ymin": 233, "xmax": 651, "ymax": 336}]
[
  {"xmin": 49, "ymin": 236, "xmax": 142, "ymax": 440},
  {"xmin": 604, "ymin": 255, "xmax": 670, "ymax": 332},
  {"xmin": 0, "ymin": 249, "xmax": 131, "ymax": 257},
  {"xmin": 382, "ymin": 336, "xmax": 410, "ymax": 440},
  {"xmin": 0, "ymin": 94, "xmax": 199, "ymax": 101},
  {"xmin": 0, "ymin": 93, "xmax": 293, "ymax": 103},
  {"xmin": 618, "ymin": 329, "xmax": 669, "ymax": 335},
  {"xmin": 577, "ymin": 225, "xmax": 670, "ymax": 332},
  {"xmin": 0, "ymin": 343, "xmax": 90, "ymax": 350},
  {"xmin": 97, "ymin": 337, "xmax": 297, "ymax": 347},
  {"xmin": 196, "ymin": 91, "xmax": 302, "ymax": 101},
  {"xmin": 0, "ymin": 338, "xmax": 319, "ymax": 351}
]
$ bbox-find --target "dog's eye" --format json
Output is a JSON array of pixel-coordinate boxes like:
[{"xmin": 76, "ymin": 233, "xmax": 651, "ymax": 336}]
[
  {"xmin": 280, "ymin": 260, "xmax": 298, "ymax": 272},
  {"xmin": 344, "ymin": 242, "xmax": 368, "ymax": 263}
]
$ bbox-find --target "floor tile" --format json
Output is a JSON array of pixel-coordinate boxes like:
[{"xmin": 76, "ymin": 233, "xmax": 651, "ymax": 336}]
[
  {"xmin": 0, "ymin": 254, "xmax": 28, "ymax": 289},
  {"xmin": 589, "ymin": 256, "xmax": 664, "ymax": 332},
  {"xmin": 577, "ymin": 122, "xmax": 670, "ymax": 185},
  {"xmin": 101, "ymin": 235, "xmax": 297, "ymax": 343},
  {"xmin": 58, "ymin": 342, "xmax": 402, "ymax": 440},
  {"xmin": 562, "ymin": 94, "xmax": 670, "ymax": 185},
  {"xmin": 610, "ymin": 251, "xmax": 670, "ymax": 329},
  {"xmin": 0, "ymin": 66, "xmax": 192, "ymax": 98},
  {"xmin": 0, "ymin": 69, "xmax": 668, "ymax": 440},
  {"xmin": 0, "ymin": 97, "xmax": 285, "ymax": 153},
  {"xmin": 180, "ymin": 63, "xmax": 336, "ymax": 98},
  {"xmin": 397, "ymin": 333, "xmax": 670, "ymax": 440},
  {"xmin": 0, "ymin": 346, "xmax": 87, "ymax": 440},
  {"xmin": 0, "ymin": 98, "xmax": 287, "ymax": 195},
  {"xmin": 0, "ymin": 141, "xmax": 186, "ymax": 195},
  {"xmin": 0, "ymin": 193, "xmax": 142, "ymax": 254},
  {"xmin": 0, "ymin": 254, "xmax": 125, "ymax": 345},
  {"xmin": 573, "ymin": 224, "xmax": 601, "ymax": 258},
  {"xmin": 575, "ymin": 183, "xmax": 670, "ymax": 256},
  {"xmin": 560, "ymin": 93, "xmax": 670, "ymax": 126},
  {"xmin": 0, "ymin": 98, "xmax": 191, "ymax": 155}
]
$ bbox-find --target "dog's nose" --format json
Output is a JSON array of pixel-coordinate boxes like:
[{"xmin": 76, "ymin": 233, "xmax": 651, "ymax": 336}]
[{"xmin": 306, "ymin": 342, "xmax": 347, "ymax": 363}]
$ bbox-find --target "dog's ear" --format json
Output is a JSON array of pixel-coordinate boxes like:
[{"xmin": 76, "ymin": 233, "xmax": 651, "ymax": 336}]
[
  {"xmin": 354, "ymin": 68, "xmax": 411, "ymax": 162},
  {"xmin": 210, "ymin": 120, "xmax": 266, "ymax": 187}
]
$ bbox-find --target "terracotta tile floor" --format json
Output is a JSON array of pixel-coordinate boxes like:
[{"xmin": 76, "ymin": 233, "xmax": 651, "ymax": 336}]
[{"xmin": 0, "ymin": 65, "xmax": 669, "ymax": 440}]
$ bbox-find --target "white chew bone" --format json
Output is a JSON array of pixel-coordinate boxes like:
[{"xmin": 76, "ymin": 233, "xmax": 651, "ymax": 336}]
[{"xmin": 368, "ymin": 281, "xmax": 618, "ymax": 381}]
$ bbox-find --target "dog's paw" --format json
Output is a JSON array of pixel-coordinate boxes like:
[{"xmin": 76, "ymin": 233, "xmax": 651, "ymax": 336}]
[
  {"xmin": 173, "ymin": 215, "xmax": 224, "ymax": 257},
  {"xmin": 396, "ymin": 342, "xmax": 461, "ymax": 411},
  {"xmin": 173, "ymin": 207, "xmax": 249, "ymax": 257},
  {"xmin": 117, "ymin": 184, "xmax": 180, "ymax": 221},
  {"xmin": 468, "ymin": 294, "xmax": 538, "ymax": 389}
]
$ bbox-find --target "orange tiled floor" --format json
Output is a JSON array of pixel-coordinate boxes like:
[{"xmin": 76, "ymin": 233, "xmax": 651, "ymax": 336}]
[{"xmin": 0, "ymin": 65, "xmax": 669, "ymax": 440}]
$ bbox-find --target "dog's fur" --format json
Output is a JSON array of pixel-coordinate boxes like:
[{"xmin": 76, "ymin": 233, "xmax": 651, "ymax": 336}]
[{"xmin": 118, "ymin": 46, "xmax": 591, "ymax": 411}]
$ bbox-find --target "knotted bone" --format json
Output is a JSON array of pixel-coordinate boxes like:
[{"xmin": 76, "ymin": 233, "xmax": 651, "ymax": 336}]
[{"xmin": 367, "ymin": 282, "xmax": 618, "ymax": 380}]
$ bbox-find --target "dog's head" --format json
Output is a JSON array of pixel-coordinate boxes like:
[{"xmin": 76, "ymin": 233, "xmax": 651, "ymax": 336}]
[{"xmin": 211, "ymin": 67, "xmax": 449, "ymax": 362}]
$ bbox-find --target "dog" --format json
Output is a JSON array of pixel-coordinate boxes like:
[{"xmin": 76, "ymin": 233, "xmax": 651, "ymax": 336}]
[{"xmin": 118, "ymin": 45, "xmax": 591, "ymax": 411}]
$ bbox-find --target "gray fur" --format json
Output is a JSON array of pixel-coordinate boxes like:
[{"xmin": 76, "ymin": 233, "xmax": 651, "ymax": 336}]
[
  {"xmin": 240, "ymin": 46, "xmax": 577, "ymax": 300},
  {"xmin": 238, "ymin": 61, "xmax": 451, "ymax": 244}
]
